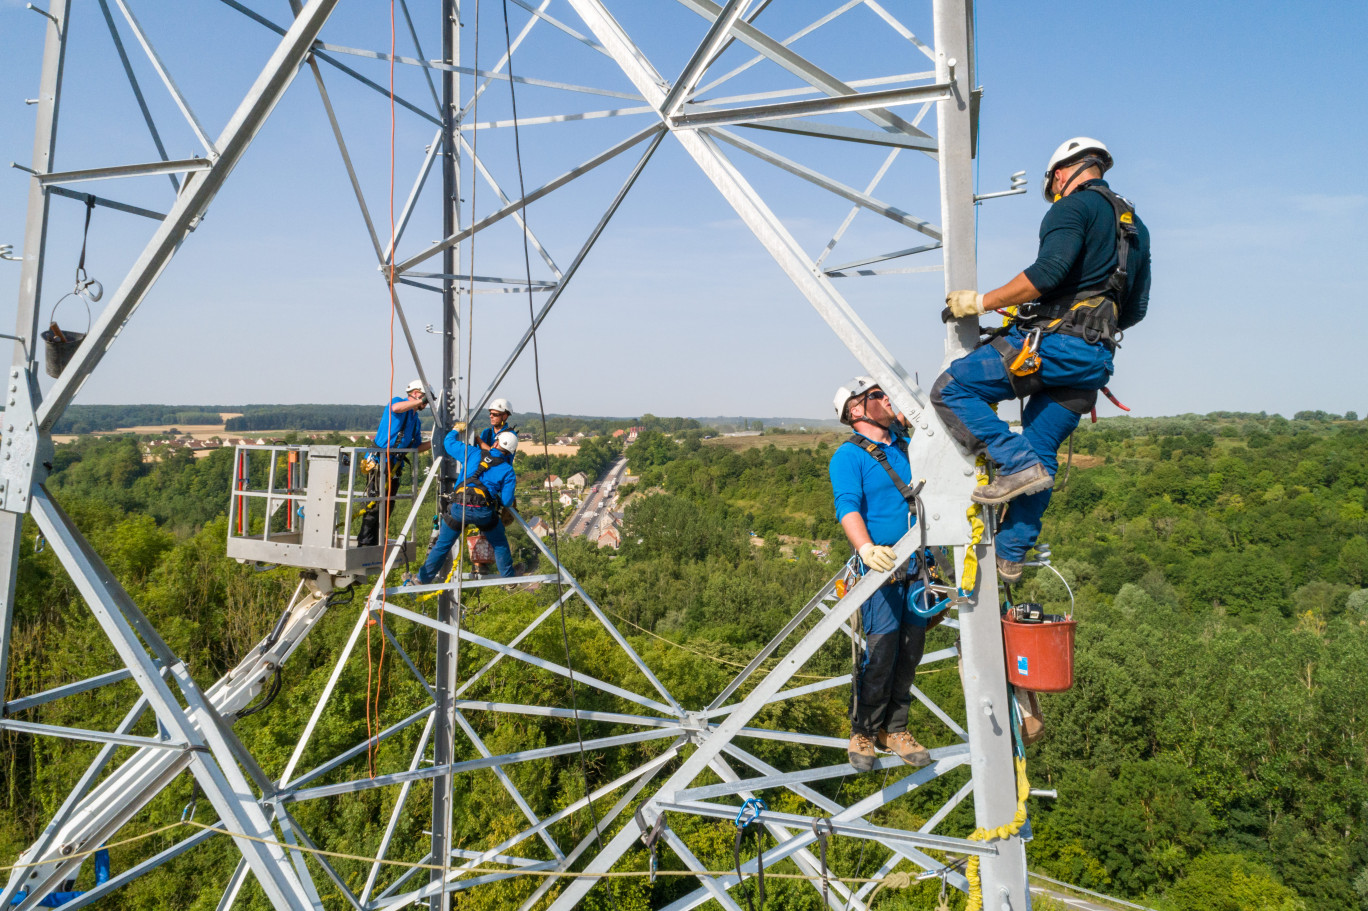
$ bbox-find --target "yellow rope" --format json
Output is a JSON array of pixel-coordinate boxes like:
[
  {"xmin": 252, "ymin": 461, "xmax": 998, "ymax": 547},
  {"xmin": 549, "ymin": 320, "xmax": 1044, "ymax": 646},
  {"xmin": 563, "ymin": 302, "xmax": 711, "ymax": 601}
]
[
  {"xmin": 960, "ymin": 456, "xmax": 991, "ymax": 592},
  {"xmin": 963, "ymin": 756, "xmax": 1030, "ymax": 911}
]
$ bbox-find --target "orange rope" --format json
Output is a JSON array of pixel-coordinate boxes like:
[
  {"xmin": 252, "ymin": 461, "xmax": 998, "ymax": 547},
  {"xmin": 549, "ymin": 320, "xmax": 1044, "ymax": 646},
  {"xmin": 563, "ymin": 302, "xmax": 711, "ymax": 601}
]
[{"xmin": 368, "ymin": 0, "xmax": 399, "ymax": 780}]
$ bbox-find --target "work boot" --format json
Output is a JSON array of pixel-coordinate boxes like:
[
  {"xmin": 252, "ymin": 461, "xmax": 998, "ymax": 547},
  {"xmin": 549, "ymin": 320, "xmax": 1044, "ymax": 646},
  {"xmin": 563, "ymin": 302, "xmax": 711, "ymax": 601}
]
[
  {"xmin": 847, "ymin": 733, "xmax": 878, "ymax": 773},
  {"xmin": 877, "ymin": 730, "xmax": 931, "ymax": 768},
  {"xmin": 971, "ymin": 463, "xmax": 1053, "ymax": 505},
  {"xmin": 996, "ymin": 556, "xmax": 1024, "ymax": 584}
]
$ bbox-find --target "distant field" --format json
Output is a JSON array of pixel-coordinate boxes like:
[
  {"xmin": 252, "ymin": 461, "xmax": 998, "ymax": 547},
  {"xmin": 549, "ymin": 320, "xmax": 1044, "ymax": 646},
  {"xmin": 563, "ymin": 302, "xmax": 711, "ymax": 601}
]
[
  {"xmin": 704, "ymin": 431, "xmax": 1107, "ymax": 466},
  {"xmin": 704, "ymin": 432, "xmax": 842, "ymax": 451}
]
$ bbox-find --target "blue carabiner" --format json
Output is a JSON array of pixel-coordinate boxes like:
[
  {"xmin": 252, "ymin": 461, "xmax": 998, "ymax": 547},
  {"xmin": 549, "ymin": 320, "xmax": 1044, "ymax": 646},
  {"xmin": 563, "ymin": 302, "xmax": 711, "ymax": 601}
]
[{"xmin": 734, "ymin": 797, "xmax": 767, "ymax": 829}]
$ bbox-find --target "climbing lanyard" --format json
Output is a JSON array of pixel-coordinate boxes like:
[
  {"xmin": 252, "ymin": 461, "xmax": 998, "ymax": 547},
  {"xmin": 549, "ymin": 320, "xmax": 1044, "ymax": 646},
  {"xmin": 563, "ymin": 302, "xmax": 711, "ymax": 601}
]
[
  {"xmin": 811, "ymin": 817, "xmax": 835, "ymax": 907},
  {"xmin": 636, "ymin": 808, "xmax": 668, "ymax": 883},
  {"xmin": 733, "ymin": 798, "xmax": 767, "ymax": 911}
]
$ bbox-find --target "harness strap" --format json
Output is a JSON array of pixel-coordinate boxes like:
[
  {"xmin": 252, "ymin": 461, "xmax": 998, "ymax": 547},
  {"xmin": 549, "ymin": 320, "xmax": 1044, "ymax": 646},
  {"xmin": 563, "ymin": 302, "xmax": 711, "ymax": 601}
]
[
  {"xmin": 845, "ymin": 434, "xmax": 920, "ymax": 513},
  {"xmin": 1018, "ymin": 183, "xmax": 1138, "ymax": 347}
]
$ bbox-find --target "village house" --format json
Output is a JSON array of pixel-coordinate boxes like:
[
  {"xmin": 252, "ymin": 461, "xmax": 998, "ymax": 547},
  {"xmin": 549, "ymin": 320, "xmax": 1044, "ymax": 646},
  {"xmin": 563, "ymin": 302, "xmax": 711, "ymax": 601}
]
[
  {"xmin": 558, "ymin": 492, "xmax": 574, "ymax": 508},
  {"xmin": 543, "ymin": 475, "xmax": 564, "ymax": 490},
  {"xmin": 566, "ymin": 471, "xmax": 588, "ymax": 489},
  {"xmin": 528, "ymin": 517, "xmax": 552, "ymax": 539},
  {"xmin": 596, "ymin": 525, "xmax": 621, "ymax": 549}
]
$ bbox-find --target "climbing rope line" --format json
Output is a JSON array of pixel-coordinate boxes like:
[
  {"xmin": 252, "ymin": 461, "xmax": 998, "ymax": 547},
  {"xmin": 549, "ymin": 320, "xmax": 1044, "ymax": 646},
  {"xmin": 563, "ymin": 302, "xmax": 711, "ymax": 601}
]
[
  {"xmin": 500, "ymin": 0, "xmax": 610, "ymax": 871},
  {"xmin": 0, "ymin": 819, "xmax": 919, "ymax": 892},
  {"xmin": 367, "ymin": 0, "xmax": 402, "ymax": 781}
]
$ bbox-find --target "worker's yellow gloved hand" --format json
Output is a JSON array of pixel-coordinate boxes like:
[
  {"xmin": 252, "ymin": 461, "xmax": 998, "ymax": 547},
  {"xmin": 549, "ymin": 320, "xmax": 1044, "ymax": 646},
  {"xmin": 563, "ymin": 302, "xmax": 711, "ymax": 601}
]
[
  {"xmin": 945, "ymin": 289, "xmax": 986, "ymax": 319},
  {"xmin": 858, "ymin": 543, "xmax": 899, "ymax": 573},
  {"xmin": 452, "ymin": 421, "xmax": 467, "ymax": 432}
]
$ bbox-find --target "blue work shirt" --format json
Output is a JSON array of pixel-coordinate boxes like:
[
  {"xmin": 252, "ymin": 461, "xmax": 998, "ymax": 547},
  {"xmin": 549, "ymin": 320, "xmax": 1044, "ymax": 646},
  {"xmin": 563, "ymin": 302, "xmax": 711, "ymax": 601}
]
[
  {"xmin": 829, "ymin": 430, "xmax": 917, "ymax": 547},
  {"xmin": 444, "ymin": 433, "xmax": 517, "ymax": 507},
  {"xmin": 374, "ymin": 396, "xmax": 423, "ymax": 450},
  {"xmin": 478, "ymin": 425, "xmax": 518, "ymax": 449},
  {"xmin": 1022, "ymin": 179, "xmax": 1152, "ymax": 330}
]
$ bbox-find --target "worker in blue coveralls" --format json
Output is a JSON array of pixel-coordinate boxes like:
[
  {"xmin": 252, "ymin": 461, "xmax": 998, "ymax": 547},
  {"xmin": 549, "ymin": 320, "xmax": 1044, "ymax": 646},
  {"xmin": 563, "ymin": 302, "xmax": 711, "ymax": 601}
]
[
  {"xmin": 419, "ymin": 429, "xmax": 519, "ymax": 581},
  {"xmin": 10, "ymin": 848, "xmax": 109, "ymax": 906},
  {"xmin": 830, "ymin": 377, "xmax": 942, "ymax": 773},
  {"xmin": 357, "ymin": 379, "xmax": 431, "ymax": 547},
  {"xmin": 478, "ymin": 397, "xmax": 517, "ymax": 451},
  {"xmin": 931, "ymin": 137, "xmax": 1150, "ymax": 584}
]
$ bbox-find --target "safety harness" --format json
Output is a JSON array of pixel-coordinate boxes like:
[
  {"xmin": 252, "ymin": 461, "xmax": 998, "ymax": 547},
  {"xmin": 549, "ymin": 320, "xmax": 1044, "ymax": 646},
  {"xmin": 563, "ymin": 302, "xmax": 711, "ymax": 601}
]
[
  {"xmin": 844, "ymin": 432, "xmax": 936, "ymax": 598},
  {"xmin": 1013, "ymin": 182, "xmax": 1139, "ymax": 349},
  {"xmin": 444, "ymin": 450, "xmax": 508, "ymax": 531}
]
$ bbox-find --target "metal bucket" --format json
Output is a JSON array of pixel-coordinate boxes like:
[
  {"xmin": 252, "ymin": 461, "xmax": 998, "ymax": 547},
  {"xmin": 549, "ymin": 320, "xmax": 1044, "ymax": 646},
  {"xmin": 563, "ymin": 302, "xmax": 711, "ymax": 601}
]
[{"xmin": 41, "ymin": 294, "xmax": 90, "ymax": 379}]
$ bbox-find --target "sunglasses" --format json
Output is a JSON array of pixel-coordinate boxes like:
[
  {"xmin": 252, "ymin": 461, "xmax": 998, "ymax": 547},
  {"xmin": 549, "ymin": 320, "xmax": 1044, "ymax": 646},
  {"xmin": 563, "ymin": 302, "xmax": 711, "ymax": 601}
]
[{"xmin": 864, "ymin": 390, "xmax": 887, "ymax": 401}]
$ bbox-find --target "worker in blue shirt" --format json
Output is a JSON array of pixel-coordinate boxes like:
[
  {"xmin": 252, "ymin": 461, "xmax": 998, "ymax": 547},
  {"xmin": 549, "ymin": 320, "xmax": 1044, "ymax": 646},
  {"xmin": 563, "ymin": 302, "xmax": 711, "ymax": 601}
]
[
  {"xmin": 478, "ymin": 397, "xmax": 517, "ymax": 451},
  {"xmin": 931, "ymin": 137, "xmax": 1151, "ymax": 583},
  {"xmin": 357, "ymin": 380, "xmax": 432, "ymax": 547},
  {"xmin": 830, "ymin": 377, "xmax": 940, "ymax": 773},
  {"xmin": 419, "ymin": 430, "xmax": 519, "ymax": 581},
  {"xmin": 10, "ymin": 848, "xmax": 109, "ymax": 906}
]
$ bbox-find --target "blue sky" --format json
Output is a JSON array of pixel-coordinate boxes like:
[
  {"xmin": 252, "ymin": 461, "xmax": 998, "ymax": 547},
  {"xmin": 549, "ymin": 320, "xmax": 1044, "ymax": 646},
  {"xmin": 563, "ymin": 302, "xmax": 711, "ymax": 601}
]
[{"xmin": 1, "ymin": 0, "xmax": 1365, "ymax": 420}]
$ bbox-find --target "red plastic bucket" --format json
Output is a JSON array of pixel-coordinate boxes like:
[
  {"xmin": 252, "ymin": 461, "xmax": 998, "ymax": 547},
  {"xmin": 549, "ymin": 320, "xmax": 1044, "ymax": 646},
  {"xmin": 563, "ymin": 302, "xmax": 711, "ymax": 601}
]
[{"xmin": 1002, "ymin": 615, "xmax": 1077, "ymax": 692}]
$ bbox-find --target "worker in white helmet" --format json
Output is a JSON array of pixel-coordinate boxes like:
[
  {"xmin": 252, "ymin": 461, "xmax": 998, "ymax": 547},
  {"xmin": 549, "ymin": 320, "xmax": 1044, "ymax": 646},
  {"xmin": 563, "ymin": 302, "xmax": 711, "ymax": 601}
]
[
  {"xmin": 830, "ymin": 377, "xmax": 946, "ymax": 772},
  {"xmin": 357, "ymin": 379, "xmax": 431, "ymax": 547},
  {"xmin": 419, "ymin": 429, "xmax": 520, "ymax": 581},
  {"xmin": 931, "ymin": 137, "xmax": 1151, "ymax": 583},
  {"xmin": 478, "ymin": 397, "xmax": 517, "ymax": 451}
]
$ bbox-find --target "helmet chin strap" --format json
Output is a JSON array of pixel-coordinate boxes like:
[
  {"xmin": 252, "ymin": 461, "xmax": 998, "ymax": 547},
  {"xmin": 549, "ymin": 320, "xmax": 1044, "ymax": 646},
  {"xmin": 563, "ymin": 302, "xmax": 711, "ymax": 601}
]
[{"xmin": 1054, "ymin": 156, "xmax": 1105, "ymax": 200}]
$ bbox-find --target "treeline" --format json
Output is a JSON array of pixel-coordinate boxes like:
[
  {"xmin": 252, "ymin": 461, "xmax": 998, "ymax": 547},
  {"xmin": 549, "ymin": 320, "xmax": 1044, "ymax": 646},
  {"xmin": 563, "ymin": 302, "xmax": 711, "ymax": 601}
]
[{"xmin": 51, "ymin": 404, "xmax": 225, "ymax": 433}]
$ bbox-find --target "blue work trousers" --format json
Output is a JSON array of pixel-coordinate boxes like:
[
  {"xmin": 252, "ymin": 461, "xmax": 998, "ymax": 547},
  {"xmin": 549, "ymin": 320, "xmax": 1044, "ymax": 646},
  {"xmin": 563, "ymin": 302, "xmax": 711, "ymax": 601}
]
[
  {"xmin": 852, "ymin": 579, "xmax": 931, "ymax": 737},
  {"xmin": 932, "ymin": 330, "xmax": 1112, "ymax": 562},
  {"xmin": 418, "ymin": 504, "xmax": 513, "ymax": 582}
]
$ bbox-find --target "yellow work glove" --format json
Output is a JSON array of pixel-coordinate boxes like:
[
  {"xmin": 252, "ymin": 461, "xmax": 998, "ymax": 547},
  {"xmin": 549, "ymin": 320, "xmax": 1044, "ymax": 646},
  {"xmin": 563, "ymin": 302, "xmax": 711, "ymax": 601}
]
[
  {"xmin": 858, "ymin": 542, "xmax": 898, "ymax": 573},
  {"xmin": 452, "ymin": 421, "xmax": 467, "ymax": 432},
  {"xmin": 945, "ymin": 289, "xmax": 986, "ymax": 319}
]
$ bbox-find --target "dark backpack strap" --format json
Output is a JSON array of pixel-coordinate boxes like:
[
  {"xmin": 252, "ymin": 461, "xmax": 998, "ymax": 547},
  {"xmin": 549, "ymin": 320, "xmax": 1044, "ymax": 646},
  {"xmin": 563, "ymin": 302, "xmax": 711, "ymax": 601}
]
[{"xmin": 846, "ymin": 434, "xmax": 921, "ymax": 512}]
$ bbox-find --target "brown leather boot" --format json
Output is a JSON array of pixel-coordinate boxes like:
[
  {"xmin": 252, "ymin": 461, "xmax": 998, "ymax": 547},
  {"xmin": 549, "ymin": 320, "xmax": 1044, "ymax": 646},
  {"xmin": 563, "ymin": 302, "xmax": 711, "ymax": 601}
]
[
  {"xmin": 971, "ymin": 463, "xmax": 1053, "ymax": 505},
  {"xmin": 877, "ymin": 730, "xmax": 931, "ymax": 768},
  {"xmin": 847, "ymin": 733, "xmax": 878, "ymax": 772},
  {"xmin": 997, "ymin": 555, "xmax": 1024, "ymax": 583}
]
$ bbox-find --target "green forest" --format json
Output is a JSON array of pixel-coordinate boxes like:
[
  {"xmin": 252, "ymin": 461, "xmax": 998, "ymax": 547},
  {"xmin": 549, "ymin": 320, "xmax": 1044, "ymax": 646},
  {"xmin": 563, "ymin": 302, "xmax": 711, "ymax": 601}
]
[{"xmin": 1, "ymin": 413, "xmax": 1365, "ymax": 910}]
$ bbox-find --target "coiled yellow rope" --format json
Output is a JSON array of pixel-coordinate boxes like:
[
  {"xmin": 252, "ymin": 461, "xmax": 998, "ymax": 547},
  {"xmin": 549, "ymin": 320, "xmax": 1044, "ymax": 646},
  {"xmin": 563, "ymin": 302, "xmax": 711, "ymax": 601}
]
[{"xmin": 964, "ymin": 755, "xmax": 1030, "ymax": 911}]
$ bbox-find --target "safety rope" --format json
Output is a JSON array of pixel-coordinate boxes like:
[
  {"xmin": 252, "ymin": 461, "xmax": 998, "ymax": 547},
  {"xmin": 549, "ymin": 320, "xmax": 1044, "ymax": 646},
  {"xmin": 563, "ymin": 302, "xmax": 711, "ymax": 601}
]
[
  {"xmin": 500, "ymin": 0, "xmax": 609, "ymax": 867},
  {"xmin": 963, "ymin": 755, "xmax": 1030, "ymax": 911},
  {"xmin": 366, "ymin": 0, "xmax": 402, "ymax": 780},
  {"xmin": 0, "ymin": 818, "xmax": 920, "ymax": 891},
  {"xmin": 959, "ymin": 455, "xmax": 991, "ymax": 592}
]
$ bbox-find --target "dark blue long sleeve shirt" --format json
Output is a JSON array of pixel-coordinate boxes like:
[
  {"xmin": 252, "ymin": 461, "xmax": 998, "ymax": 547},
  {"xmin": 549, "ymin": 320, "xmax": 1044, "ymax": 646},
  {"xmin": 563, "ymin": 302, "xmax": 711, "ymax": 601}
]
[{"xmin": 1021, "ymin": 179, "xmax": 1151, "ymax": 330}]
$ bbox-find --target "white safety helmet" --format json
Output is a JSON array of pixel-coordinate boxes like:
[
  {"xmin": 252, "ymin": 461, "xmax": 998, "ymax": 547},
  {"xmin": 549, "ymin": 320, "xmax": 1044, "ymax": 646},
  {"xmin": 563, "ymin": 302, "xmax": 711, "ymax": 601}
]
[
  {"xmin": 833, "ymin": 376, "xmax": 879, "ymax": 424},
  {"xmin": 488, "ymin": 397, "xmax": 512, "ymax": 414},
  {"xmin": 406, "ymin": 379, "xmax": 424, "ymax": 394},
  {"xmin": 1042, "ymin": 137, "xmax": 1113, "ymax": 202},
  {"xmin": 494, "ymin": 430, "xmax": 519, "ymax": 455}
]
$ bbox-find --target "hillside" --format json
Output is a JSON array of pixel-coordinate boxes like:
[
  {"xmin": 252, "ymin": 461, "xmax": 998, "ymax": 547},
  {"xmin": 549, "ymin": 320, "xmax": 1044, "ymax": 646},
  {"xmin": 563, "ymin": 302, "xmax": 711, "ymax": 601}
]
[{"xmin": 1, "ymin": 413, "xmax": 1365, "ymax": 909}]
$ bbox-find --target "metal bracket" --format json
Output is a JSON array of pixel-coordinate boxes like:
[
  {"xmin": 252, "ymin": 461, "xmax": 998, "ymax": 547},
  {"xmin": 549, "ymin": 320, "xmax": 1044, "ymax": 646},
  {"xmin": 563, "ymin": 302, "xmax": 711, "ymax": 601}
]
[{"xmin": 0, "ymin": 367, "xmax": 52, "ymax": 514}]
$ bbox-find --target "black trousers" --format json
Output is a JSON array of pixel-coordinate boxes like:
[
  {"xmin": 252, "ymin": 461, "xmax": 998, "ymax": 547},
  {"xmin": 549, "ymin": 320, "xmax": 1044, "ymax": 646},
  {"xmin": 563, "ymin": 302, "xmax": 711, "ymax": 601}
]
[{"xmin": 851, "ymin": 580, "xmax": 929, "ymax": 737}]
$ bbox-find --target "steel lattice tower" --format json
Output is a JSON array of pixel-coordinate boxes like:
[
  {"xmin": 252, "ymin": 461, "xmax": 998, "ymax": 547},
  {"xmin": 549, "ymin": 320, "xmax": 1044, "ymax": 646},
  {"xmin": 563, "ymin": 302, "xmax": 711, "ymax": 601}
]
[{"xmin": 0, "ymin": 2, "xmax": 1033, "ymax": 909}]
